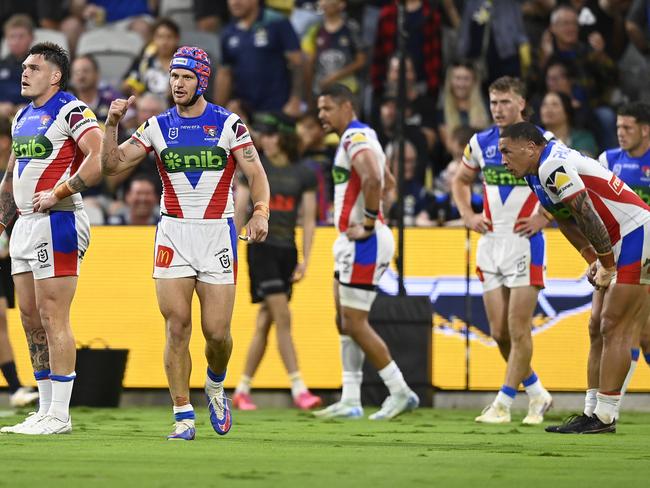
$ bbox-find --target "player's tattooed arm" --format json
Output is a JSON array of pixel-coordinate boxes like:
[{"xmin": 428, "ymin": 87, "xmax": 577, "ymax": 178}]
[
  {"xmin": 565, "ymin": 191, "xmax": 612, "ymax": 255},
  {"xmin": 242, "ymin": 145, "xmax": 257, "ymax": 163},
  {"xmin": 27, "ymin": 328, "xmax": 49, "ymax": 371},
  {"xmin": 67, "ymin": 174, "xmax": 88, "ymax": 193},
  {"xmin": 0, "ymin": 153, "xmax": 17, "ymax": 229}
]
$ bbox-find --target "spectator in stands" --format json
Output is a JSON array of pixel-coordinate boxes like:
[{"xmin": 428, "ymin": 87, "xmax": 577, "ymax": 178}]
[
  {"xmin": 625, "ymin": 0, "xmax": 650, "ymax": 100},
  {"xmin": 376, "ymin": 95, "xmax": 429, "ymax": 185},
  {"xmin": 194, "ymin": 0, "xmax": 230, "ymax": 33},
  {"xmin": 371, "ymin": 0, "xmax": 442, "ymax": 99},
  {"xmin": 436, "ymin": 60, "xmax": 490, "ymax": 155},
  {"xmin": 216, "ymin": 0, "xmax": 304, "ymax": 116},
  {"xmin": 70, "ymin": 54, "xmax": 122, "ymax": 125},
  {"xmin": 570, "ymin": 0, "xmax": 630, "ymax": 59},
  {"xmin": 384, "ymin": 140, "xmax": 432, "ymax": 226},
  {"xmin": 80, "ymin": 0, "xmax": 154, "ymax": 41},
  {"xmin": 122, "ymin": 18, "xmax": 180, "ymax": 100},
  {"xmin": 297, "ymin": 110, "xmax": 336, "ymax": 224},
  {"xmin": 302, "ymin": 0, "xmax": 366, "ymax": 106},
  {"xmin": 383, "ymin": 55, "xmax": 437, "ymax": 150},
  {"xmin": 417, "ymin": 125, "xmax": 481, "ymax": 226},
  {"xmin": 538, "ymin": 5, "xmax": 618, "ymax": 147},
  {"xmin": 290, "ymin": 0, "xmax": 321, "ymax": 38},
  {"xmin": 457, "ymin": 0, "xmax": 530, "ymax": 87},
  {"xmin": 0, "ymin": 14, "xmax": 32, "ymax": 117},
  {"xmin": 540, "ymin": 90, "xmax": 599, "ymax": 157},
  {"xmin": 107, "ymin": 175, "xmax": 160, "ymax": 225}
]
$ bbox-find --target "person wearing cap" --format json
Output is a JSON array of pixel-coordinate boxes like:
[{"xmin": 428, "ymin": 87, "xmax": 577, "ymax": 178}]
[
  {"xmin": 101, "ymin": 46, "xmax": 270, "ymax": 441},
  {"xmin": 232, "ymin": 112, "xmax": 321, "ymax": 411}
]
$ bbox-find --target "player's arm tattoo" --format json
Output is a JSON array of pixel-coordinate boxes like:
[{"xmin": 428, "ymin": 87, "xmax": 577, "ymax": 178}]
[
  {"xmin": 566, "ymin": 192, "xmax": 612, "ymax": 254},
  {"xmin": 0, "ymin": 172, "xmax": 17, "ymax": 226},
  {"xmin": 67, "ymin": 174, "xmax": 88, "ymax": 193},
  {"xmin": 100, "ymin": 124, "xmax": 121, "ymax": 174},
  {"xmin": 242, "ymin": 145, "xmax": 257, "ymax": 163},
  {"xmin": 27, "ymin": 328, "xmax": 50, "ymax": 371}
]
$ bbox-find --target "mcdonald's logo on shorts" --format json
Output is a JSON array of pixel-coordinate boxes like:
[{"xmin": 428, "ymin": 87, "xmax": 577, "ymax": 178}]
[{"xmin": 156, "ymin": 245, "xmax": 174, "ymax": 268}]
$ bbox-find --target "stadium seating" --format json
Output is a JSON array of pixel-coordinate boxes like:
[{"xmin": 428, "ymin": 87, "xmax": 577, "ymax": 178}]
[{"xmin": 76, "ymin": 28, "xmax": 144, "ymax": 88}]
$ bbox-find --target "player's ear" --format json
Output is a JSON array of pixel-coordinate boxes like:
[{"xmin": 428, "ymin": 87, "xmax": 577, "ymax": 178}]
[{"xmin": 51, "ymin": 69, "xmax": 62, "ymax": 87}]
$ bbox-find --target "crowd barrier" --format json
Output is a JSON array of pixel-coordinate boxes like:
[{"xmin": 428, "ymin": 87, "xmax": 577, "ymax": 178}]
[{"xmin": 3, "ymin": 226, "xmax": 649, "ymax": 392}]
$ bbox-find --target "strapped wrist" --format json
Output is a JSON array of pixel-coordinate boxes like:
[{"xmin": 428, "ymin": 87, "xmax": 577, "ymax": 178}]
[
  {"xmin": 253, "ymin": 201, "xmax": 269, "ymax": 220},
  {"xmin": 596, "ymin": 249, "xmax": 615, "ymax": 268},
  {"xmin": 53, "ymin": 180, "xmax": 74, "ymax": 200}
]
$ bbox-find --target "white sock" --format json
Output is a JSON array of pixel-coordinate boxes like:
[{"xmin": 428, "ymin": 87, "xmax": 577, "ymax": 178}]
[
  {"xmin": 378, "ymin": 360, "xmax": 409, "ymax": 397},
  {"xmin": 594, "ymin": 392, "xmax": 620, "ymax": 424},
  {"xmin": 48, "ymin": 372, "xmax": 76, "ymax": 421},
  {"xmin": 340, "ymin": 336, "xmax": 364, "ymax": 405},
  {"xmin": 35, "ymin": 378, "xmax": 52, "ymax": 416},
  {"xmin": 288, "ymin": 371, "xmax": 307, "ymax": 398},
  {"xmin": 494, "ymin": 391, "xmax": 515, "ymax": 409},
  {"xmin": 584, "ymin": 388, "xmax": 598, "ymax": 416},
  {"xmin": 341, "ymin": 371, "xmax": 362, "ymax": 405},
  {"xmin": 523, "ymin": 373, "xmax": 547, "ymax": 398},
  {"xmin": 340, "ymin": 335, "xmax": 365, "ymax": 371},
  {"xmin": 173, "ymin": 403, "xmax": 195, "ymax": 424},
  {"xmin": 235, "ymin": 375, "xmax": 252, "ymax": 395}
]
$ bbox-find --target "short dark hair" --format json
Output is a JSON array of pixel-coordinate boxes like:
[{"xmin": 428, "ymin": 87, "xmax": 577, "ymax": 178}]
[
  {"xmin": 500, "ymin": 122, "xmax": 547, "ymax": 145},
  {"xmin": 489, "ymin": 76, "xmax": 526, "ymax": 98},
  {"xmin": 618, "ymin": 102, "xmax": 650, "ymax": 126},
  {"xmin": 319, "ymin": 83, "xmax": 356, "ymax": 107},
  {"xmin": 74, "ymin": 54, "xmax": 99, "ymax": 73},
  {"xmin": 152, "ymin": 17, "xmax": 180, "ymax": 38},
  {"xmin": 451, "ymin": 125, "xmax": 476, "ymax": 148},
  {"xmin": 128, "ymin": 174, "xmax": 159, "ymax": 194},
  {"xmin": 29, "ymin": 42, "xmax": 70, "ymax": 90}
]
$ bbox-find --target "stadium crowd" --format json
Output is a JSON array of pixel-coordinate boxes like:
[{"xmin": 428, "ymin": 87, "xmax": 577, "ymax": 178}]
[{"xmin": 1, "ymin": 0, "xmax": 647, "ymax": 228}]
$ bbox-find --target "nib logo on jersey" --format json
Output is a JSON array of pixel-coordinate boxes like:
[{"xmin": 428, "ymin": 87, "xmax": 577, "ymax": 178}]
[
  {"xmin": 161, "ymin": 146, "xmax": 228, "ymax": 173},
  {"xmin": 377, "ymin": 270, "xmax": 593, "ymax": 345},
  {"xmin": 12, "ymin": 135, "xmax": 53, "ymax": 159}
]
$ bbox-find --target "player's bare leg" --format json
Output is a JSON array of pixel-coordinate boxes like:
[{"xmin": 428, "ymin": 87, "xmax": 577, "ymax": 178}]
[
  {"xmin": 17, "ymin": 276, "xmax": 78, "ymax": 435},
  {"xmin": 314, "ymin": 279, "xmax": 365, "ymax": 419},
  {"xmin": 157, "ymin": 277, "xmax": 196, "ymax": 440},
  {"xmin": 234, "ymin": 303, "xmax": 272, "ymax": 410},
  {"xmin": 196, "ymin": 281, "xmax": 235, "ymax": 435},
  {"xmin": 339, "ymin": 302, "xmax": 418, "ymax": 421},
  {"xmin": 585, "ymin": 289, "xmax": 605, "ymax": 415},
  {"xmin": 1, "ymin": 273, "xmax": 49, "ymax": 434},
  {"xmin": 639, "ymin": 306, "xmax": 650, "ymax": 367},
  {"xmin": 483, "ymin": 286, "xmax": 511, "ymax": 362},
  {"xmin": 503, "ymin": 286, "xmax": 538, "ymax": 389},
  {"xmin": 593, "ymin": 283, "xmax": 647, "ymax": 426}
]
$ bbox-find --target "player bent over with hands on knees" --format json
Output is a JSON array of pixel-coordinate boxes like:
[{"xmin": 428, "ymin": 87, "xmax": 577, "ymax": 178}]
[
  {"xmin": 100, "ymin": 46, "xmax": 270, "ymax": 440},
  {"xmin": 0, "ymin": 42, "xmax": 103, "ymax": 435},
  {"xmin": 499, "ymin": 121, "xmax": 650, "ymax": 433}
]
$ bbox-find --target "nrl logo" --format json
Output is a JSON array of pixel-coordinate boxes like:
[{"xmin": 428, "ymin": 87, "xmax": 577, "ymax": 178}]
[{"xmin": 168, "ymin": 127, "xmax": 178, "ymax": 140}]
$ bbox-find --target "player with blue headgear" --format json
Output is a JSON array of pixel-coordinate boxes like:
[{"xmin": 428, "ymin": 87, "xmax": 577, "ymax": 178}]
[{"xmin": 101, "ymin": 46, "xmax": 271, "ymax": 441}]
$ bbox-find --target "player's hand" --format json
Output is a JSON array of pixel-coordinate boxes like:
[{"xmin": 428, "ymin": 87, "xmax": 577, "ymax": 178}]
[
  {"xmin": 32, "ymin": 190, "xmax": 58, "ymax": 213},
  {"xmin": 515, "ymin": 213, "xmax": 549, "ymax": 238},
  {"xmin": 245, "ymin": 214, "xmax": 268, "ymax": 242},
  {"xmin": 346, "ymin": 224, "xmax": 373, "ymax": 241},
  {"xmin": 106, "ymin": 96, "xmax": 136, "ymax": 127},
  {"xmin": 594, "ymin": 263, "xmax": 616, "ymax": 289},
  {"xmin": 291, "ymin": 262, "xmax": 307, "ymax": 283},
  {"xmin": 587, "ymin": 261, "xmax": 598, "ymax": 287},
  {"xmin": 463, "ymin": 213, "xmax": 491, "ymax": 234}
]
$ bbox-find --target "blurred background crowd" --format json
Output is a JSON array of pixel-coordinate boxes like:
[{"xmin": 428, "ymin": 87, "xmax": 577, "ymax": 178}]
[{"xmin": 0, "ymin": 0, "xmax": 646, "ymax": 227}]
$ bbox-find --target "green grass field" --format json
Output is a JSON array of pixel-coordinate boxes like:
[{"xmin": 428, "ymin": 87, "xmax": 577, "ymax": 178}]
[{"xmin": 1, "ymin": 407, "xmax": 649, "ymax": 487}]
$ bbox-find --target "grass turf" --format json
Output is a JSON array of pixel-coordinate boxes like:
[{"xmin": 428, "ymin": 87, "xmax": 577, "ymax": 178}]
[{"xmin": 1, "ymin": 407, "xmax": 649, "ymax": 487}]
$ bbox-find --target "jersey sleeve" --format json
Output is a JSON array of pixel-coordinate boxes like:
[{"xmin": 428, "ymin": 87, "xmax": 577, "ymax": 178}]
[
  {"xmin": 342, "ymin": 130, "xmax": 373, "ymax": 161},
  {"xmin": 597, "ymin": 151, "xmax": 609, "ymax": 169},
  {"xmin": 131, "ymin": 117, "xmax": 155, "ymax": 152},
  {"xmin": 461, "ymin": 134, "xmax": 480, "ymax": 172},
  {"xmin": 300, "ymin": 163, "xmax": 318, "ymax": 192},
  {"xmin": 224, "ymin": 114, "xmax": 254, "ymax": 153},
  {"xmin": 538, "ymin": 155, "xmax": 586, "ymax": 204},
  {"xmin": 59, "ymin": 99, "xmax": 100, "ymax": 142}
]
